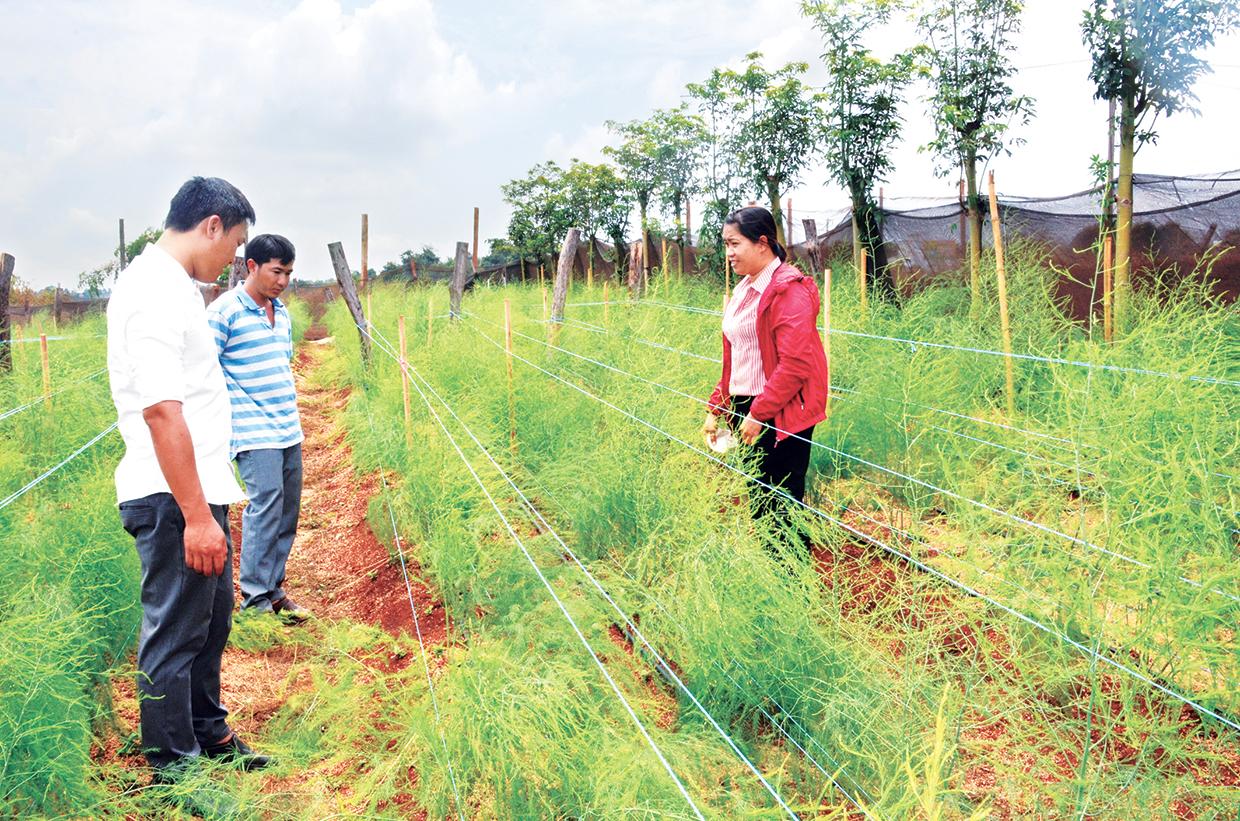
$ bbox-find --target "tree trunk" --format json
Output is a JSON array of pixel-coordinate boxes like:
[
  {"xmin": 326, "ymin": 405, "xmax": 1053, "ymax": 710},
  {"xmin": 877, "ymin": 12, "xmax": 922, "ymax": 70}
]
[
  {"xmin": 765, "ymin": 177, "xmax": 785, "ymax": 246},
  {"xmin": 848, "ymin": 179, "xmax": 895, "ymax": 301},
  {"xmin": 609, "ymin": 229, "xmax": 628, "ymax": 277},
  {"xmin": 673, "ymin": 192, "xmax": 685, "ymax": 247},
  {"xmin": 1114, "ymin": 94, "xmax": 1135, "ymax": 337},
  {"xmin": 964, "ymin": 148, "xmax": 982, "ymax": 317},
  {"xmin": 639, "ymin": 196, "xmax": 650, "ymax": 286}
]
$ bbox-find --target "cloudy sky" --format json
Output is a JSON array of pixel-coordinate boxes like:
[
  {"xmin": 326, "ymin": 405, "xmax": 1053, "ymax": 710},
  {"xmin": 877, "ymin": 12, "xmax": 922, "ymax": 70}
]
[{"xmin": 3, "ymin": 0, "xmax": 1238, "ymax": 290}]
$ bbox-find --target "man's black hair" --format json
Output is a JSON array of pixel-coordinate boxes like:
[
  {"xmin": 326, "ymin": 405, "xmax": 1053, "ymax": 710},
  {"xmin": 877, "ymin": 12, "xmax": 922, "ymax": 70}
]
[
  {"xmin": 164, "ymin": 176, "xmax": 256, "ymax": 232},
  {"xmin": 245, "ymin": 234, "xmax": 296, "ymax": 267}
]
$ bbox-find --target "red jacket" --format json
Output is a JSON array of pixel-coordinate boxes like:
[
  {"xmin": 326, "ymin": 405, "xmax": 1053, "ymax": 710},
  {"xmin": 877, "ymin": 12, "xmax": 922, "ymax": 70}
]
[{"xmin": 708, "ymin": 262, "xmax": 829, "ymax": 444}]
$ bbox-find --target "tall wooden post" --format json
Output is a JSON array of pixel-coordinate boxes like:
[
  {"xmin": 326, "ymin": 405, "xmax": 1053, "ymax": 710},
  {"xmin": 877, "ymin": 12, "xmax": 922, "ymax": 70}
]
[
  {"xmin": 685, "ymin": 201, "xmax": 692, "ymax": 248},
  {"xmin": 40, "ymin": 333, "xmax": 51, "ymax": 404},
  {"xmin": 399, "ymin": 315, "xmax": 412, "ymax": 447},
  {"xmin": 410, "ymin": 258, "xmax": 418, "ymax": 282},
  {"xmin": 0, "ymin": 253, "xmax": 15, "ymax": 373},
  {"xmin": 229, "ymin": 256, "xmax": 244, "ymax": 290},
  {"xmin": 449, "ymin": 241, "xmax": 468, "ymax": 319},
  {"xmin": 786, "ymin": 198, "xmax": 793, "ymax": 250},
  {"xmin": 823, "ymin": 267, "xmax": 832, "ymax": 419},
  {"xmin": 987, "ymin": 171, "xmax": 1016, "ymax": 418},
  {"xmin": 473, "ymin": 207, "xmax": 481, "ymax": 271},
  {"xmin": 52, "ymin": 287, "xmax": 62, "ymax": 331},
  {"xmin": 504, "ymin": 299, "xmax": 516, "ymax": 454},
  {"xmin": 327, "ymin": 242, "xmax": 371, "ymax": 366},
  {"xmin": 360, "ymin": 214, "xmax": 369, "ymax": 292},
  {"xmin": 858, "ymin": 248, "xmax": 868, "ymax": 315},
  {"xmin": 118, "ymin": 219, "xmax": 127, "ymax": 270},
  {"xmin": 551, "ymin": 228, "xmax": 580, "ymax": 323},
  {"xmin": 1103, "ymin": 233, "xmax": 1114, "ymax": 344},
  {"xmin": 802, "ymin": 218, "xmax": 819, "ymax": 275}
]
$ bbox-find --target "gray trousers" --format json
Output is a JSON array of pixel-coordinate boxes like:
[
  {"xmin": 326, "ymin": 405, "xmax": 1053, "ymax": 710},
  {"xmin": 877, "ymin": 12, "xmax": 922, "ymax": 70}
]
[
  {"xmin": 236, "ymin": 443, "xmax": 303, "ymax": 611},
  {"xmin": 119, "ymin": 493, "xmax": 232, "ymax": 769}
]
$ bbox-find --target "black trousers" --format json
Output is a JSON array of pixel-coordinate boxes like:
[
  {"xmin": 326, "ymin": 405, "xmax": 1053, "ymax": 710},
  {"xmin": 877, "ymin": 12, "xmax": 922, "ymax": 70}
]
[
  {"xmin": 119, "ymin": 493, "xmax": 234, "ymax": 769},
  {"xmin": 727, "ymin": 396, "xmax": 815, "ymax": 527}
]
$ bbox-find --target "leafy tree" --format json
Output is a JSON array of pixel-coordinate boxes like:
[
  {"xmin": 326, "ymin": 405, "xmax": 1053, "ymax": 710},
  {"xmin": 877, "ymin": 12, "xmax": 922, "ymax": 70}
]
[
  {"xmin": 650, "ymin": 106, "xmax": 708, "ymax": 249},
  {"xmin": 803, "ymin": 0, "xmax": 922, "ymax": 299},
  {"xmin": 1082, "ymin": 0, "xmax": 1238, "ymax": 334},
  {"xmin": 78, "ymin": 227, "xmax": 162, "ymax": 297},
  {"xmin": 412, "ymin": 245, "xmax": 444, "ymax": 268},
  {"xmin": 480, "ymin": 238, "xmax": 521, "ymax": 269},
  {"xmin": 688, "ymin": 68, "xmax": 754, "ymax": 275},
  {"xmin": 722, "ymin": 53, "xmax": 825, "ymax": 247},
  {"xmin": 604, "ymin": 117, "xmax": 663, "ymax": 280},
  {"xmin": 562, "ymin": 160, "xmax": 633, "ymax": 278},
  {"xmin": 501, "ymin": 161, "xmax": 573, "ymax": 269},
  {"xmin": 918, "ymin": 0, "xmax": 1034, "ymax": 315}
]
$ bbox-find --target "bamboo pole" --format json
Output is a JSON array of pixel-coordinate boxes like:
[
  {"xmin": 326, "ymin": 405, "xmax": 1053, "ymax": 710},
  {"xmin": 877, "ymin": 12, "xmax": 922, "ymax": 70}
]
[
  {"xmin": 823, "ymin": 267, "xmax": 832, "ymax": 420},
  {"xmin": 987, "ymin": 171, "xmax": 1016, "ymax": 419},
  {"xmin": 1103, "ymin": 233, "xmax": 1114, "ymax": 344},
  {"xmin": 505, "ymin": 298, "xmax": 516, "ymax": 454},
  {"xmin": 40, "ymin": 333, "xmax": 51, "ymax": 406},
  {"xmin": 858, "ymin": 247, "xmax": 868, "ymax": 315},
  {"xmin": 398, "ymin": 316, "xmax": 412, "ymax": 448}
]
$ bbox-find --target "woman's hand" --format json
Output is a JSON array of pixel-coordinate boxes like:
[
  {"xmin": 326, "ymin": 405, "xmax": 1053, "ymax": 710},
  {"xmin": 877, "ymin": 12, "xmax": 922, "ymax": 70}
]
[
  {"xmin": 739, "ymin": 413, "xmax": 762, "ymax": 445},
  {"xmin": 703, "ymin": 412, "xmax": 718, "ymax": 442}
]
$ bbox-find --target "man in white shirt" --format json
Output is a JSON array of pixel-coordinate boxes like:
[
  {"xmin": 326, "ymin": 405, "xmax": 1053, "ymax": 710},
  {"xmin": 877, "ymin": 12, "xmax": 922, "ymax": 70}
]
[{"xmin": 107, "ymin": 177, "xmax": 270, "ymax": 790}]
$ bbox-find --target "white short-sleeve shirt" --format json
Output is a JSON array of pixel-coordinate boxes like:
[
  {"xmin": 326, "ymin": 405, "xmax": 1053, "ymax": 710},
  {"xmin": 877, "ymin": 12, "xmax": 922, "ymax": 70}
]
[{"xmin": 106, "ymin": 245, "xmax": 245, "ymax": 505}]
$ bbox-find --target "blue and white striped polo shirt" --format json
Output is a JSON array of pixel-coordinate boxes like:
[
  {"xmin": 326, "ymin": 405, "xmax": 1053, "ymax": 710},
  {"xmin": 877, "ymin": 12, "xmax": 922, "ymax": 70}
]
[{"xmin": 206, "ymin": 287, "xmax": 303, "ymax": 457}]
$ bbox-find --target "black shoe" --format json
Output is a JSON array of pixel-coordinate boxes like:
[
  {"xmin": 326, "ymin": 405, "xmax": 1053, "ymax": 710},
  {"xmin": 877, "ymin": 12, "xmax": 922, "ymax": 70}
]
[
  {"xmin": 150, "ymin": 762, "xmax": 241, "ymax": 819},
  {"xmin": 202, "ymin": 733, "xmax": 272, "ymax": 771},
  {"xmin": 271, "ymin": 596, "xmax": 311, "ymax": 623}
]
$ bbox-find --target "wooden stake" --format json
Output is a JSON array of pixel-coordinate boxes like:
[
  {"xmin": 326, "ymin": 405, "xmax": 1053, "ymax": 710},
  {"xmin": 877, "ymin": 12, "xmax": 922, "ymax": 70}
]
[
  {"xmin": 603, "ymin": 280, "xmax": 610, "ymax": 325},
  {"xmin": 987, "ymin": 171, "xmax": 1016, "ymax": 419},
  {"xmin": 118, "ymin": 219, "xmax": 127, "ymax": 270},
  {"xmin": 504, "ymin": 298, "xmax": 516, "ymax": 454},
  {"xmin": 1103, "ymin": 232, "xmax": 1114, "ymax": 344},
  {"xmin": 724, "ymin": 254, "xmax": 731, "ymax": 294},
  {"xmin": 824, "ymin": 267, "xmax": 832, "ymax": 419},
  {"xmin": 328, "ymin": 242, "xmax": 371, "ymax": 366},
  {"xmin": 0, "ymin": 253, "xmax": 12, "ymax": 373},
  {"xmin": 398, "ymin": 315, "xmax": 412, "ymax": 448},
  {"xmin": 685, "ymin": 200, "xmax": 692, "ymax": 248},
  {"xmin": 472, "ymin": 207, "xmax": 480, "ymax": 271},
  {"xmin": 360, "ymin": 213, "xmax": 369, "ymax": 292},
  {"xmin": 40, "ymin": 333, "xmax": 51, "ymax": 405},
  {"xmin": 858, "ymin": 247, "xmax": 868, "ymax": 315},
  {"xmin": 551, "ymin": 228, "xmax": 580, "ymax": 322},
  {"xmin": 449, "ymin": 241, "xmax": 468, "ymax": 319},
  {"xmin": 427, "ymin": 297, "xmax": 434, "ymax": 347}
]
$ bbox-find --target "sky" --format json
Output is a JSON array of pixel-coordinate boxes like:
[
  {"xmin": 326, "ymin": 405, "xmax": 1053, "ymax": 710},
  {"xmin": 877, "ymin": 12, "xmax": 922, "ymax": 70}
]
[{"xmin": 3, "ymin": 0, "xmax": 1238, "ymax": 290}]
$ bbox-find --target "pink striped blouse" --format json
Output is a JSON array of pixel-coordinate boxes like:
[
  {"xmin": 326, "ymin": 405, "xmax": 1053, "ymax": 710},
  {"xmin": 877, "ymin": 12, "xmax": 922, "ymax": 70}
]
[{"xmin": 722, "ymin": 257, "xmax": 780, "ymax": 396}]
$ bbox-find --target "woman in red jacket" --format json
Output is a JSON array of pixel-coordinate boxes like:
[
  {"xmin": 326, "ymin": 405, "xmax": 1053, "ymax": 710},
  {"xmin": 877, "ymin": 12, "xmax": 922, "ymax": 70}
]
[{"xmin": 703, "ymin": 206, "xmax": 829, "ymax": 539}]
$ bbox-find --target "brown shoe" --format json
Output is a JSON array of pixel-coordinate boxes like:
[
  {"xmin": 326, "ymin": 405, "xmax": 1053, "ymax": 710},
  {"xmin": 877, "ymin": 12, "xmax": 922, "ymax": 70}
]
[{"xmin": 272, "ymin": 596, "xmax": 311, "ymax": 623}]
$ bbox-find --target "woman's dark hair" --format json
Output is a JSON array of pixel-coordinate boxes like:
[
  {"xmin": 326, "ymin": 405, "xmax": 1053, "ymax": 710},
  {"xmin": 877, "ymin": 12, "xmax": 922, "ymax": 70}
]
[
  {"xmin": 723, "ymin": 206, "xmax": 787, "ymax": 262},
  {"xmin": 164, "ymin": 176, "xmax": 256, "ymax": 232},
  {"xmin": 245, "ymin": 234, "xmax": 296, "ymax": 267}
]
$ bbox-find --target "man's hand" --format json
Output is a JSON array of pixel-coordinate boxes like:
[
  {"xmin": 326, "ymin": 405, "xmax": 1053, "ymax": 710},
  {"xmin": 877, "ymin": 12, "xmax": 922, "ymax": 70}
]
[
  {"xmin": 183, "ymin": 513, "xmax": 228, "ymax": 576},
  {"xmin": 739, "ymin": 413, "xmax": 763, "ymax": 445}
]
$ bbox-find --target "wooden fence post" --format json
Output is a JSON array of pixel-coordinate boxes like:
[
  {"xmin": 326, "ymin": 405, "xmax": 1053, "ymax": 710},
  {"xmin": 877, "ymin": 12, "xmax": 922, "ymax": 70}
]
[
  {"xmin": 229, "ymin": 256, "xmax": 244, "ymax": 290},
  {"xmin": 858, "ymin": 247, "xmax": 868, "ymax": 315},
  {"xmin": 40, "ymin": 333, "xmax": 51, "ymax": 405},
  {"xmin": 0, "ymin": 253, "xmax": 14, "ymax": 373},
  {"xmin": 449, "ymin": 241, "xmax": 468, "ymax": 319},
  {"xmin": 118, "ymin": 219, "xmax": 127, "ymax": 270},
  {"xmin": 52, "ymin": 287, "xmax": 61, "ymax": 331},
  {"xmin": 987, "ymin": 171, "xmax": 1016, "ymax": 419},
  {"xmin": 802, "ymin": 218, "xmax": 819, "ymax": 275},
  {"xmin": 1102, "ymin": 233, "xmax": 1114, "ymax": 344},
  {"xmin": 504, "ymin": 299, "xmax": 516, "ymax": 454},
  {"xmin": 399, "ymin": 315, "xmax": 412, "ymax": 447},
  {"xmin": 327, "ymin": 242, "xmax": 371, "ymax": 366},
  {"xmin": 603, "ymin": 280, "xmax": 610, "ymax": 325},
  {"xmin": 823, "ymin": 267, "xmax": 832, "ymax": 419},
  {"xmin": 660, "ymin": 236, "xmax": 668, "ymax": 293},
  {"xmin": 473, "ymin": 207, "xmax": 480, "ymax": 271},
  {"xmin": 360, "ymin": 214, "xmax": 369, "ymax": 292},
  {"xmin": 551, "ymin": 228, "xmax": 580, "ymax": 323},
  {"xmin": 427, "ymin": 297, "xmax": 434, "ymax": 347},
  {"xmin": 686, "ymin": 201, "xmax": 692, "ymax": 248}
]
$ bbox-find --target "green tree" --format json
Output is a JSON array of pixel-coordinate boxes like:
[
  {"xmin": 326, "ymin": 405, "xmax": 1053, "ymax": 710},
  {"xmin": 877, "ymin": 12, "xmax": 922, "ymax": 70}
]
[
  {"xmin": 501, "ymin": 161, "xmax": 573, "ymax": 269},
  {"xmin": 650, "ymin": 106, "xmax": 708, "ymax": 249},
  {"xmin": 723, "ymin": 53, "xmax": 825, "ymax": 247},
  {"xmin": 604, "ymin": 117, "xmax": 663, "ymax": 281},
  {"xmin": 803, "ymin": 0, "xmax": 922, "ymax": 299},
  {"xmin": 1082, "ymin": 0, "xmax": 1237, "ymax": 335},
  {"xmin": 480, "ymin": 238, "xmax": 521, "ymax": 269},
  {"xmin": 918, "ymin": 0, "xmax": 1034, "ymax": 315},
  {"xmin": 562, "ymin": 160, "xmax": 633, "ymax": 278},
  {"xmin": 78, "ymin": 227, "xmax": 162, "ymax": 296},
  {"xmin": 688, "ymin": 68, "xmax": 754, "ymax": 275}
]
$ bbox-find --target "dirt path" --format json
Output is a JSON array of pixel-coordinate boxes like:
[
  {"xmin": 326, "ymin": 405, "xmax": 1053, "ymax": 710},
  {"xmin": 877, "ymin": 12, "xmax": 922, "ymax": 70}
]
[{"xmin": 93, "ymin": 339, "xmax": 448, "ymax": 815}]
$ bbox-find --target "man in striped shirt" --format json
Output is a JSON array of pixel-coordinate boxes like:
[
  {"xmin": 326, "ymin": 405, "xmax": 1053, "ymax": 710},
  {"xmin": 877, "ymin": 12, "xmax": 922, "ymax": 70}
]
[{"xmin": 207, "ymin": 234, "xmax": 308, "ymax": 621}]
